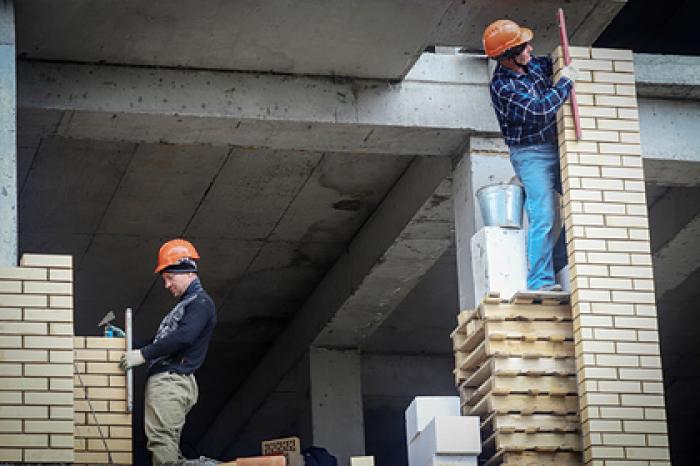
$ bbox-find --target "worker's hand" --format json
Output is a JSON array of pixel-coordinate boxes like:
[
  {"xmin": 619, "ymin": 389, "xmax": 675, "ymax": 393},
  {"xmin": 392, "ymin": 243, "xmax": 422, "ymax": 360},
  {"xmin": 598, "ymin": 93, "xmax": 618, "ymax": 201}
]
[
  {"xmin": 119, "ymin": 349, "xmax": 145, "ymax": 371},
  {"xmin": 560, "ymin": 64, "xmax": 579, "ymax": 82}
]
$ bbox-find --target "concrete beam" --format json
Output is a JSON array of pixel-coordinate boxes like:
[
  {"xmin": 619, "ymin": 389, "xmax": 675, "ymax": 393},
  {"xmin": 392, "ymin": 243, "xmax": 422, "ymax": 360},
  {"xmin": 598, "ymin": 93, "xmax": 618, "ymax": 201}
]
[
  {"xmin": 199, "ymin": 155, "xmax": 453, "ymax": 458},
  {"xmin": 653, "ymin": 212, "xmax": 700, "ymax": 299},
  {"xmin": 639, "ymin": 97, "xmax": 700, "ymax": 187},
  {"xmin": 0, "ymin": 1, "xmax": 16, "ymax": 265},
  {"xmin": 18, "ymin": 57, "xmax": 497, "ymax": 155},
  {"xmin": 635, "ymin": 54, "xmax": 700, "ymax": 100}
]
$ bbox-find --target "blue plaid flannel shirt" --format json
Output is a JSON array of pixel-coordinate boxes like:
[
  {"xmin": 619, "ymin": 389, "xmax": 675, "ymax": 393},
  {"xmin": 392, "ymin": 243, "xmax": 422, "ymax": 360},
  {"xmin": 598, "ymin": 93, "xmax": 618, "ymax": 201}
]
[{"xmin": 490, "ymin": 55, "xmax": 573, "ymax": 146}]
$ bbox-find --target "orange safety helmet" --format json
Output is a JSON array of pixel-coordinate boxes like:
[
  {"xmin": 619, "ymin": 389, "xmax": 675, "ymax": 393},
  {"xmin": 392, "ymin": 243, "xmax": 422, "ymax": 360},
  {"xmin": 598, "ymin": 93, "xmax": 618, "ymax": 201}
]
[
  {"xmin": 154, "ymin": 239, "xmax": 200, "ymax": 274},
  {"xmin": 483, "ymin": 19, "xmax": 533, "ymax": 58}
]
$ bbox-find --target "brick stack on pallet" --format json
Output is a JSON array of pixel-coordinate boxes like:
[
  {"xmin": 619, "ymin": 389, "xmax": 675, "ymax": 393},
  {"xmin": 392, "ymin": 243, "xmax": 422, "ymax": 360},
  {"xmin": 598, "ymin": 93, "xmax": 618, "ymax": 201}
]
[
  {"xmin": 0, "ymin": 254, "xmax": 75, "ymax": 463},
  {"xmin": 451, "ymin": 294, "xmax": 584, "ymax": 466},
  {"xmin": 74, "ymin": 336, "xmax": 132, "ymax": 464}
]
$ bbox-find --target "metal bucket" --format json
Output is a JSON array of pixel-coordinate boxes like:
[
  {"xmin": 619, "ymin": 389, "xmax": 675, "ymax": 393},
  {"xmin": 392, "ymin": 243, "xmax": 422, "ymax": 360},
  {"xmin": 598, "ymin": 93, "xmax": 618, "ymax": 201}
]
[{"xmin": 476, "ymin": 183, "xmax": 524, "ymax": 228}]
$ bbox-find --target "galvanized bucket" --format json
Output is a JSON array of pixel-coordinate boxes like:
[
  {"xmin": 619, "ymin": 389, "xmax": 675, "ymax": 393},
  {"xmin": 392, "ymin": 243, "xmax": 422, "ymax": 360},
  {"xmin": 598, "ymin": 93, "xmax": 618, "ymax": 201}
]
[{"xmin": 476, "ymin": 183, "xmax": 524, "ymax": 229}]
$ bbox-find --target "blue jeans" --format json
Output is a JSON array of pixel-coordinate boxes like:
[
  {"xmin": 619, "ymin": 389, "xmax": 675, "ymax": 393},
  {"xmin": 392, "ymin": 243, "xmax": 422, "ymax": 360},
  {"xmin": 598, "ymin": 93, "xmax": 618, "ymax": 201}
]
[{"xmin": 509, "ymin": 142, "xmax": 567, "ymax": 290}]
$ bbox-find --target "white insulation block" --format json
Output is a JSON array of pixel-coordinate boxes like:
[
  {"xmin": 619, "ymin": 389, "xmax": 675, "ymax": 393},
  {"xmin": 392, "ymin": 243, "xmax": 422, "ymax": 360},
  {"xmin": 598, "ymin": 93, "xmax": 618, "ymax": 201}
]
[
  {"xmin": 408, "ymin": 416, "xmax": 481, "ymax": 466},
  {"xmin": 405, "ymin": 396, "xmax": 460, "ymax": 444},
  {"xmin": 471, "ymin": 226, "xmax": 527, "ymax": 301}
]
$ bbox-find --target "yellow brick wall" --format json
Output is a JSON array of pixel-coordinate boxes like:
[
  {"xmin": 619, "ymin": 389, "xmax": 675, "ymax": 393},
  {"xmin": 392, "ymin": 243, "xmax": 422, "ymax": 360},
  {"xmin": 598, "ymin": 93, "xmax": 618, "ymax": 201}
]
[
  {"xmin": 0, "ymin": 254, "xmax": 75, "ymax": 462},
  {"xmin": 74, "ymin": 336, "xmax": 132, "ymax": 464},
  {"xmin": 554, "ymin": 47, "xmax": 671, "ymax": 466}
]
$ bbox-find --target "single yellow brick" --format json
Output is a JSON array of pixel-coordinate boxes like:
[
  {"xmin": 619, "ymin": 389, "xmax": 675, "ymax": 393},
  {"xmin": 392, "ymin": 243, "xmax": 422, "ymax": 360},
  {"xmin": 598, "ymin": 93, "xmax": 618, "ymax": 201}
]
[
  {"xmin": 74, "ymin": 336, "xmax": 86, "ymax": 348},
  {"xmin": 612, "ymin": 291, "xmax": 656, "ymax": 305},
  {"xmin": 615, "ymin": 84, "xmax": 637, "ymax": 96},
  {"xmin": 1, "ymin": 376, "xmax": 47, "ymax": 390},
  {"xmin": 606, "ymin": 216, "xmax": 648, "ymax": 228},
  {"xmin": 617, "ymin": 342, "xmax": 660, "ymax": 355},
  {"xmin": 25, "ymin": 448, "xmax": 74, "ymax": 462},
  {"xmin": 49, "ymin": 322, "xmax": 74, "ymax": 336},
  {"xmin": 0, "ymin": 266, "xmax": 47, "ymax": 280},
  {"xmin": 88, "ymin": 437, "xmax": 132, "ymax": 451},
  {"xmin": 593, "ymin": 71, "xmax": 635, "ymax": 84},
  {"xmin": 50, "ymin": 406, "xmax": 74, "ymax": 419},
  {"xmin": 23, "ymin": 281, "xmax": 73, "ymax": 295},
  {"xmin": 0, "ymin": 420, "xmax": 22, "ymax": 433},
  {"xmin": 591, "ymin": 48, "xmax": 634, "ymax": 61},
  {"xmin": 0, "ymin": 349, "xmax": 48, "ymax": 362},
  {"xmin": 110, "ymin": 400, "xmax": 127, "ymax": 412},
  {"xmin": 0, "ymin": 433, "xmax": 49, "ymax": 447},
  {"xmin": 49, "ymin": 268, "xmax": 73, "ymax": 282},
  {"xmin": 49, "ymin": 295, "xmax": 73, "ymax": 309},
  {"xmin": 0, "ymin": 335, "xmax": 21, "ymax": 348},
  {"xmin": 25, "ymin": 391, "xmax": 74, "ymax": 406},
  {"xmin": 0, "ymin": 405, "xmax": 47, "ymax": 418},
  {"xmin": 74, "ymin": 400, "xmax": 109, "ymax": 412},
  {"xmin": 109, "ymin": 375, "xmax": 126, "ymax": 387},
  {"xmin": 50, "ymin": 377, "xmax": 75, "ymax": 391},
  {"xmin": 74, "ymin": 374, "xmax": 109, "ymax": 387},
  {"xmin": 87, "ymin": 413, "xmax": 131, "ymax": 426},
  {"xmin": 618, "ymin": 108, "xmax": 640, "ymax": 120},
  {"xmin": 109, "ymin": 426, "xmax": 132, "ymax": 438},
  {"xmin": 0, "ymin": 281, "xmax": 21, "ymax": 293},
  {"xmin": 575, "ymin": 82, "xmax": 615, "ymax": 95},
  {"xmin": 24, "ymin": 335, "xmax": 73, "ymax": 349},
  {"xmin": 75, "ymin": 425, "xmax": 102, "ymax": 438},
  {"xmin": 0, "ymin": 363, "xmax": 22, "ymax": 376},
  {"xmin": 24, "ymin": 363, "xmax": 74, "ymax": 377},
  {"xmin": 108, "ymin": 349, "xmax": 125, "ymax": 362},
  {"xmin": 614, "ymin": 61, "xmax": 635, "ymax": 73},
  {"xmin": 86, "ymin": 362, "xmax": 122, "ymax": 375},
  {"xmin": 0, "ymin": 294, "xmax": 48, "ymax": 308},
  {"xmin": 565, "ymin": 105, "xmax": 617, "ymax": 118},
  {"xmin": 85, "ymin": 337, "xmax": 126, "ymax": 350},
  {"xmin": 51, "ymin": 434, "xmax": 74, "ymax": 448},
  {"xmin": 50, "ymin": 350, "xmax": 73, "ymax": 363},
  {"xmin": 20, "ymin": 254, "xmax": 73, "ymax": 269},
  {"xmin": 0, "ymin": 321, "xmax": 47, "ymax": 335},
  {"xmin": 620, "ymin": 132, "xmax": 641, "ymax": 144},
  {"xmin": 87, "ymin": 387, "xmax": 127, "ymax": 401},
  {"xmin": 594, "ymin": 95, "xmax": 638, "ymax": 108},
  {"xmin": 597, "ymin": 119, "xmax": 639, "ymax": 132},
  {"xmin": 25, "ymin": 420, "xmax": 75, "ymax": 434},
  {"xmin": 75, "ymin": 349, "xmax": 109, "ymax": 361},
  {"xmin": 0, "ymin": 308, "xmax": 21, "ymax": 320},
  {"xmin": 23, "ymin": 308, "xmax": 73, "ymax": 322},
  {"xmin": 580, "ymin": 129, "xmax": 620, "ymax": 143},
  {"xmin": 572, "ymin": 58, "xmax": 614, "ymax": 72}
]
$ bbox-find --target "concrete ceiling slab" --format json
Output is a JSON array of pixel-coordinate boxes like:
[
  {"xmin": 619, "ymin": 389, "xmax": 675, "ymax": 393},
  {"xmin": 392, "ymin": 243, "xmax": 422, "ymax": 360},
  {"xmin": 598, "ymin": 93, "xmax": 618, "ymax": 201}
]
[
  {"xmin": 186, "ymin": 148, "xmax": 322, "ymax": 239},
  {"xmin": 96, "ymin": 143, "xmax": 229, "ymax": 236},
  {"xmin": 431, "ymin": 0, "xmax": 626, "ymax": 52},
  {"xmin": 16, "ymin": 0, "xmax": 452, "ymax": 79},
  {"xmin": 19, "ymin": 137, "xmax": 136, "ymax": 234}
]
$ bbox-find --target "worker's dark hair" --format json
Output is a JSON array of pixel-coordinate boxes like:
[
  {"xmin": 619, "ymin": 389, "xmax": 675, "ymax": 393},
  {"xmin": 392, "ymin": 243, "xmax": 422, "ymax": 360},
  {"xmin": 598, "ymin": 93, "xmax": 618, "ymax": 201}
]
[{"xmin": 496, "ymin": 42, "xmax": 529, "ymax": 61}]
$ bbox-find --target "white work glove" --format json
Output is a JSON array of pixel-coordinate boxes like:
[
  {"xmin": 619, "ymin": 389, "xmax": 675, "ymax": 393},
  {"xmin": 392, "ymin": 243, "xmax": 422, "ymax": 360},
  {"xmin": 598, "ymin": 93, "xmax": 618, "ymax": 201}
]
[
  {"xmin": 560, "ymin": 64, "xmax": 579, "ymax": 82},
  {"xmin": 119, "ymin": 349, "xmax": 145, "ymax": 371}
]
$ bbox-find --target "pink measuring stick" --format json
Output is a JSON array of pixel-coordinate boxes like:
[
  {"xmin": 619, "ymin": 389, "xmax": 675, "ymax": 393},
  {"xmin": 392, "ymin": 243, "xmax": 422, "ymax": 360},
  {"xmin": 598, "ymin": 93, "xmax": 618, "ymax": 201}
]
[{"xmin": 557, "ymin": 8, "xmax": 582, "ymax": 140}]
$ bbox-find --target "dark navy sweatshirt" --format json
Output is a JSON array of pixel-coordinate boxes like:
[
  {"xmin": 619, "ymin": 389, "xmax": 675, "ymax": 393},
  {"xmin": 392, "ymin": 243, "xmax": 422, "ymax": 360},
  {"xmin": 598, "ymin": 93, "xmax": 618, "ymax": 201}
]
[{"xmin": 140, "ymin": 278, "xmax": 216, "ymax": 376}]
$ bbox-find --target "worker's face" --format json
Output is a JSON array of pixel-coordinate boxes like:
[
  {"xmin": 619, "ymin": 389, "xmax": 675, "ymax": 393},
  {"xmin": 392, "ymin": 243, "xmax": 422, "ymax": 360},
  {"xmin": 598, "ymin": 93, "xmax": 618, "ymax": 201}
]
[
  {"xmin": 161, "ymin": 272, "xmax": 196, "ymax": 297},
  {"xmin": 514, "ymin": 43, "xmax": 533, "ymax": 66}
]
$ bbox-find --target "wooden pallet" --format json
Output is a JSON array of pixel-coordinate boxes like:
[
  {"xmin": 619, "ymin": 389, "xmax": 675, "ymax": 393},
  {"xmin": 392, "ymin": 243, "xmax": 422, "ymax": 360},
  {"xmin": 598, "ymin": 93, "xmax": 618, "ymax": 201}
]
[
  {"xmin": 483, "ymin": 450, "xmax": 583, "ymax": 466},
  {"xmin": 466, "ymin": 393, "xmax": 579, "ymax": 417},
  {"xmin": 481, "ymin": 413, "xmax": 580, "ymax": 436},
  {"xmin": 462, "ymin": 357, "xmax": 577, "ymax": 392},
  {"xmin": 479, "ymin": 291, "xmax": 570, "ymax": 306},
  {"xmin": 456, "ymin": 338, "xmax": 575, "ymax": 372},
  {"xmin": 478, "ymin": 302, "xmax": 572, "ymax": 322},
  {"xmin": 461, "ymin": 374, "xmax": 577, "ymax": 408}
]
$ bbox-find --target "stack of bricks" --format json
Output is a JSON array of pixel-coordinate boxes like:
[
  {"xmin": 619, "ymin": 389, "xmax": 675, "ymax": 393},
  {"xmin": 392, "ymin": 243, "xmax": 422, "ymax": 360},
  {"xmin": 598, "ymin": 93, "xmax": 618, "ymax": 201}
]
[
  {"xmin": 74, "ymin": 336, "xmax": 132, "ymax": 464},
  {"xmin": 0, "ymin": 253, "xmax": 75, "ymax": 462},
  {"xmin": 554, "ymin": 46, "xmax": 671, "ymax": 465},
  {"xmin": 451, "ymin": 296, "xmax": 583, "ymax": 466}
]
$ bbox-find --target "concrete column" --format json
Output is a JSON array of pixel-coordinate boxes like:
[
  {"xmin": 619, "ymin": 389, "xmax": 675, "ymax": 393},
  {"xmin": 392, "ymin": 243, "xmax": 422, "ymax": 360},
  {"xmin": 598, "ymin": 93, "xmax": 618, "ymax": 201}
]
[
  {"xmin": 0, "ymin": 0, "xmax": 17, "ymax": 266},
  {"xmin": 452, "ymin": 137, "xmax": 516, "ymax": 308},
  {"xmin": 554, "ymin": 46, "xmax": 670, "ymax": 465},
  {"xmin": 309, "ymin": 347, "xmax": 364, "ymax": 464}
]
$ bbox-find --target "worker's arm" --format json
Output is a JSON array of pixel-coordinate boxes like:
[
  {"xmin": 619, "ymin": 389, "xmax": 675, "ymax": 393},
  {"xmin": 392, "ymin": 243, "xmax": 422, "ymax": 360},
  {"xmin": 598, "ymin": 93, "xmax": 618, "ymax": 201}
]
[
  {"xmin": 491, "ymin": 76, "xmax": 573, "ymax": 125},
  {"xmin": 140, "ymin": 295, "xmax": 213, "ymax": 361}
]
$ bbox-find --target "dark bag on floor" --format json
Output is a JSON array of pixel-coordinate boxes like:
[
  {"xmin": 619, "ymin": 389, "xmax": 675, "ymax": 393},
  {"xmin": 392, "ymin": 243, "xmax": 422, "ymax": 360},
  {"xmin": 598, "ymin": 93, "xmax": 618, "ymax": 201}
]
[{"xmin": 302, "ymin": 446, "xmax": 338, "ymax": 466}]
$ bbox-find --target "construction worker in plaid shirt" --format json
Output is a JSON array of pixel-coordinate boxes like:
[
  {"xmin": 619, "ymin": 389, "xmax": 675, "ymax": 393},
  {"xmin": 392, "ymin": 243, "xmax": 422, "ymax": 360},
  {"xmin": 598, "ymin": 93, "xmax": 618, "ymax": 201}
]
[{"xmin": 483, "ymin": 19, "xmax": 579, "ymax": 292}]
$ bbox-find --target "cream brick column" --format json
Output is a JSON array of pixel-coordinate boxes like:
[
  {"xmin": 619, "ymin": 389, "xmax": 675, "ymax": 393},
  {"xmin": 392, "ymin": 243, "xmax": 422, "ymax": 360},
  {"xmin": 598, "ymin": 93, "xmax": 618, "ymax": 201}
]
[
  {"xmin": 554, "ymin": 47, "xmax": 671, "ymax": 465},
  {"xmin": 74, "ymin": 336, "xmax": 132, "ymax": 465},
  {"xmin": 0, "ymin": 253, "xmax": 74, "ymax": 462}
]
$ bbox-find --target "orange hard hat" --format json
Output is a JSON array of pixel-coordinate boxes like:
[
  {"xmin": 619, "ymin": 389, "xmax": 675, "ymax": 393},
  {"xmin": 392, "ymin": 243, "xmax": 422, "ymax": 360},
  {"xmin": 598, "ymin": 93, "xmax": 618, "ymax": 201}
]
[
  {"xmin": 483, "ymin": 19, "xmax": 533, "ymax": 58},
  {"xmin": 154, "ymin": 239, "xmax": 200, "ymax": 274}
]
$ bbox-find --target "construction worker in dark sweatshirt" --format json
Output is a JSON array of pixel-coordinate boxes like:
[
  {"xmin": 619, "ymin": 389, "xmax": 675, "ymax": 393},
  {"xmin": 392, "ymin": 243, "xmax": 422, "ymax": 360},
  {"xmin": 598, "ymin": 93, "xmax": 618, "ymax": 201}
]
[
  {"xmin": 120, "ymin": 239, "xmax": 217, "ymax": 466},
  {"xmin": 483, "ymin": 19, "xmax": 578, "ymax": 292}
]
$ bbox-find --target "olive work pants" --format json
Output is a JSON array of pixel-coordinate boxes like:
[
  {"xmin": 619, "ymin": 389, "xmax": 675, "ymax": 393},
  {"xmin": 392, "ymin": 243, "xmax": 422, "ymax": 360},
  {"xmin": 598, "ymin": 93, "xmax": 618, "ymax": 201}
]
[{"xmin": 145, "ymin": 372, "xmax": 199, "ymax": 466}]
